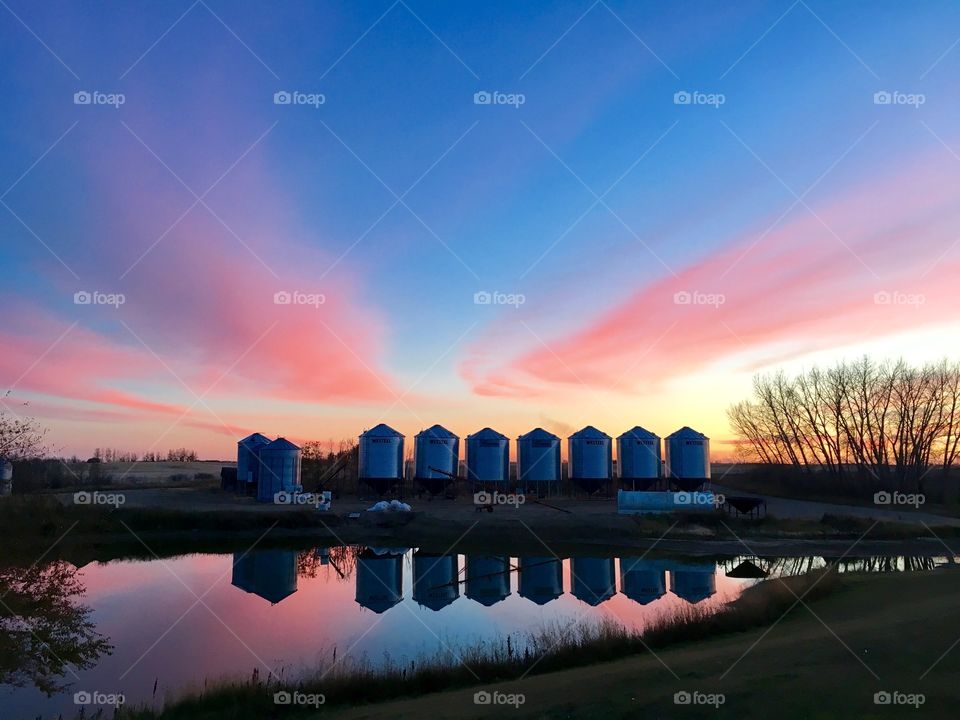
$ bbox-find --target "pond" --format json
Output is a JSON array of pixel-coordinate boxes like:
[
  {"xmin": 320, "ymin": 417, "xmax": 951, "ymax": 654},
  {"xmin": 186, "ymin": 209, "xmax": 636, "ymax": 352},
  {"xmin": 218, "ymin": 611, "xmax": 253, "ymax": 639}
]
[{"xmin": 0, "ymin": 547, "xmax": 948, "ymax": 719}]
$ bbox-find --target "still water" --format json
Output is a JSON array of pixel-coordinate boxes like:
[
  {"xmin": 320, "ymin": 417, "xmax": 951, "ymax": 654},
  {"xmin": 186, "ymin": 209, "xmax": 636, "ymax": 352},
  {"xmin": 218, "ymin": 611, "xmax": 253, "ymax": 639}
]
[{"xmin": 0, "ymin": 548, "xmax": 947, "ymax": 718}]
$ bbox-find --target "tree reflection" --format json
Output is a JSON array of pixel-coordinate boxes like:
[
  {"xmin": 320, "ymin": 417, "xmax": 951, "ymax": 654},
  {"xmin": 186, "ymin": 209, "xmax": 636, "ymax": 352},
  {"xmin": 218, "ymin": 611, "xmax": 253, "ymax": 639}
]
[{"xmin": 0, "ymin": 561, "xmax": 111, "ymax": 694}]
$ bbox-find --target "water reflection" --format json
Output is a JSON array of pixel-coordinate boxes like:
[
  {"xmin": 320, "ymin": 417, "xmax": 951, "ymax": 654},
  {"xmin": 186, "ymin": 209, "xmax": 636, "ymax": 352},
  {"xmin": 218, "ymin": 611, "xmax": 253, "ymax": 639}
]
[
  {"xmin": 4, "ymin": 549, "xmax": 957, "ymax": 719},
  {"xmin": 518, "ymin": 557, "xmax": 564, "ymax": 605},
  {"xmin": 570, "ymin": 558, "xmax": 617, "ymax": 606},
  {"xmin": 355, "ymin": 548, "xmax": 404, "ymax": 613},
  {"xmin": 620, "ymin": 558, "xmax": 667, "ymax": 605},
  {"xmin": 231, "ymin": 550, "xmax": 298, "ymax": 604},
  {"xmin": 0, "ymin": 561, "xmax": 111, "ymax": 695},
  {"xmin": 670, "ymin": 563, "xmax": 718, "ymax": 604},
  {"xmin": 465, "ymin": 556, "xmax": 511, "ymax": 606},
  {"xmin": 412, "ymin": 552, "xmax": 460, "ymax": 611}
]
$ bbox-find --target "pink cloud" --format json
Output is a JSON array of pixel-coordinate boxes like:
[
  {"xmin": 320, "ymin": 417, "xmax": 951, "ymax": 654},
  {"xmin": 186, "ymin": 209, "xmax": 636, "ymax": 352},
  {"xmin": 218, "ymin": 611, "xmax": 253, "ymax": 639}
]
[{"xmin": 461, "ymin": 152, "xmax": 960, "ymax": 397}]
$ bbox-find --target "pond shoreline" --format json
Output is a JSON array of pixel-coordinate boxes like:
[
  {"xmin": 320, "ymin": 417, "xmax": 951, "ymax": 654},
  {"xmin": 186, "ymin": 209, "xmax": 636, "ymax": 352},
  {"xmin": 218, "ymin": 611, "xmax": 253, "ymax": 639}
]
[{"xmin": 6, "ymin": 489, "xmax": 960, "ymax": 565}]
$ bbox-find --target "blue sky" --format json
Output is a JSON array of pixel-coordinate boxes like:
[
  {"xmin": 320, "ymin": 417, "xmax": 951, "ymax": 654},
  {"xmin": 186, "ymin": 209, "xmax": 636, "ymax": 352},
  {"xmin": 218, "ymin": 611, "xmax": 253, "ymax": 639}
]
[{"xmin": 1, "ymin": 1, "xmax": 959, "ymax": 456}]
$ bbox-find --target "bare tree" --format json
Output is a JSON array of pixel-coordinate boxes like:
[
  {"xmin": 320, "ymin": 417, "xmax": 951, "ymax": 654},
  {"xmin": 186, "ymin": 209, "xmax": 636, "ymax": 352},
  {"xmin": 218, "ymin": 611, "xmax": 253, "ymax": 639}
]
[
  {"xmin": 729, "ymin": 357, "xmax": 960, "ymax": 493},
  {"xmin": 0, "ymin": 398, "xmax": 50, "ymax": 460}
]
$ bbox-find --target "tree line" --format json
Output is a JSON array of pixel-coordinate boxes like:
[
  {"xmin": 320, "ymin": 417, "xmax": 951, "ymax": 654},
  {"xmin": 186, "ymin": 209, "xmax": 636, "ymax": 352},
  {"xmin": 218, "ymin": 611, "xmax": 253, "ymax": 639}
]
[{"xmin": 728, "ymin": 357, "xmax": 960, "ymax": 491}]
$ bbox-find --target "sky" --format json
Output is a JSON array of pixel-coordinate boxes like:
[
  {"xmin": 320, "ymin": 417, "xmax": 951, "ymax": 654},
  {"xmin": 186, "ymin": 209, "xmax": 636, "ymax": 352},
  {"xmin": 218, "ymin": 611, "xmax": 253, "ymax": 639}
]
[{"xmin": 1, "ymin": 0, "xmax": 959, "ymax": 460}]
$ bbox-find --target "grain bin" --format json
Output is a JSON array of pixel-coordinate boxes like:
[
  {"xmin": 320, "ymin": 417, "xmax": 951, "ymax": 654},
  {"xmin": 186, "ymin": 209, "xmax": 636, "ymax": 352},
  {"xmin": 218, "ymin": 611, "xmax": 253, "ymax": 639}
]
[
  {"xmin": 465, "ymin": 555, "xmax": 510, "ymax": 606},
  {"xmin": 359, "ymin": 424, "xmax": 405, "ymax": 495},
  {"xmin": 466, "ymin": 428, "xmax": 510, "ymax": 487},
  {"xmin": 619, "ymin": 557, "xmax": 666, "ymax": 605},
  {"xmin": 665, "ymin": 426, "xmax": 710, "ymax": 491},
  {"xmin": 356, "ymin": 548, "xmax": 404, "ymax": 613},
  {"xmin": 412, "ymin": 552, "xmax": 460, "ymax": 611},
  {"xmin": 256, "ymin": 437, "xmax": 301, "ymax": 502},
  {"xmin": 570, "ymin": 557, "xmax": 616, "ymax": 606},
  {"xmin": 568, "ymin": 426, "xmax": 612, "ymax": 494},
  {"xmin": 669, "ymin": 562, "xmax": 717, "ymax": 604},
  {"xmin": 518, "ymin": 556, "xmax": 563, "ymax": 605},
  {"xmin": 0, "ymin": 459, "xmax": 12, "ymax": 496},
  {"xmin": 237, "ymin": 433, "xmax": 271, "ymax": 493},
  {"xmin": 231, "ymin": 550, "xmax": 298, "ymax": 605},
  {"xmin": 516, "ymin": 428, "xmax": 561, "ymax": 487},
  {"xmin": 414, "ymin": 424, "xmax": 460, "ymax": 495},
  {"xmin": 616, "ymin": 427, "xmax": 661, "ymax": 490}
]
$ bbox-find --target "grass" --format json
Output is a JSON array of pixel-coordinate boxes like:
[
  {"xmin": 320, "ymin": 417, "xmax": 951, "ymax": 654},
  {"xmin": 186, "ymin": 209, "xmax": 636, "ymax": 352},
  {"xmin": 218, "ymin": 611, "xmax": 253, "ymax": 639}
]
[{"xmin": 114, "ymin": 570, "xmax": 840, "ymax": 719}]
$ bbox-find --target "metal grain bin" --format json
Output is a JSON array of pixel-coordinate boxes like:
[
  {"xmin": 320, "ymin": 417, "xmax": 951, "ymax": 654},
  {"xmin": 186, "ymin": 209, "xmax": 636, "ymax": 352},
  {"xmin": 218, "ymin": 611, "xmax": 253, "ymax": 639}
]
[
  {"xmin": 665, "ymin": 426, "xmax": 710, "ymax": 491},
  {"xmin": 568, "ymin": 426, "xmax": 612, "ymax": 494},
  {"xmin": 465, "ymin": 555, "xmax": 510, "ymax": 607},
  {"xmin": 414, "ymin": 424, "xmax": 460, "ymax": 495},
  {"xmin": 256, "ymin": 437, "xmax": 301, "ymax": 502},
  {"xmin": 518, "ymin": 556, "xmax": 563, "ymax": 605},
  {"xmin": 616, "ymin": 426, "xmax": 661, "ymax": 490},
  {"xmin": 669, "ymin": 562, "xmax": 717, "ymax": 604},
  {"xmin": 0, "ymin": 459, "xmax": 12, "ymax": 496},
  {"xmin": 356, "ymin": 548, "xmax": 404, "ymax": 613},
  {"xmin": 571, "ymin": 557, "xmax": 616, "ymax": 606},
  {"xmin": 413, "ymin": 552, "xmax": 460, "ymax": 611},
  {"xmin": 516, "ymin": 428, "xmax": 561, "ymax": 486},
  {"xmin": 359, "ymin": 424, "xmax": 405, "ymax": 495},
  {"xmin": 237, "ymin": 433, "xmax": 271, "ymax": 492},
  {"xmin": 466, "ymin": 427, "xmax": 510, "ymax": 485},
  {"xmin": 619, "ymin": 557, "xmax": 666, "ymax": 605}
]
